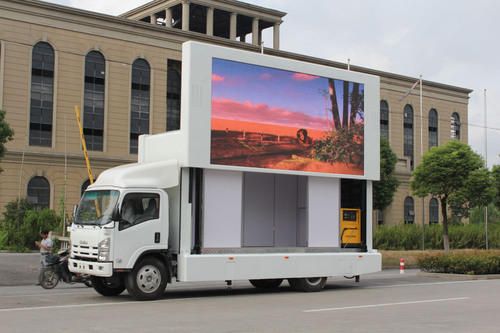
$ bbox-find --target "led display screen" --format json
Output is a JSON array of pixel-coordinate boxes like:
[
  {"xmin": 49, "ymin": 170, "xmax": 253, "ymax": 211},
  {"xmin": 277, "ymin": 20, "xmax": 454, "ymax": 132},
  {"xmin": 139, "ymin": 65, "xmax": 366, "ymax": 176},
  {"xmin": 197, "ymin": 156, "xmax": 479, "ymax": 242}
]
[{"xmin": 210, "ymin": 58, "xmax": 365, "ymax": 175}]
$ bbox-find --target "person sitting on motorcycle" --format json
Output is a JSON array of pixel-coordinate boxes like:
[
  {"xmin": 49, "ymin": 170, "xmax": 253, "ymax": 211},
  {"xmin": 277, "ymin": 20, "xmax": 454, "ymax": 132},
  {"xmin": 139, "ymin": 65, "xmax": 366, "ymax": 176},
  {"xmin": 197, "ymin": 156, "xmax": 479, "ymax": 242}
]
[{"xmin": 35, "ymin": 230, "xmax": 53, "ymax": 267}]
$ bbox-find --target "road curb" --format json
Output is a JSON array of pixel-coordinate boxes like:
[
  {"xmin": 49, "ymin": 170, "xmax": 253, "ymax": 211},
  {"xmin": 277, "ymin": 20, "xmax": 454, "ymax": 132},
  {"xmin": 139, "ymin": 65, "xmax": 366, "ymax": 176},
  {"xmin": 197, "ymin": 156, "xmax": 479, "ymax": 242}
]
[{"xmin": 417, "ymin": 271, "xmax": 500, "ymax": 281}]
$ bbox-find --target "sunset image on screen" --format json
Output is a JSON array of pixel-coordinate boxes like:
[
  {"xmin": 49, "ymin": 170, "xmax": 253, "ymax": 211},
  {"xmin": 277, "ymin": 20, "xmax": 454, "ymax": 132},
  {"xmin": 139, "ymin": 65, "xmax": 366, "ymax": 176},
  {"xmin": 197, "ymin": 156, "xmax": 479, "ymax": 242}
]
[{"xmin": 210, "ymin": 58, "xmax": 365, "ymax": 175}]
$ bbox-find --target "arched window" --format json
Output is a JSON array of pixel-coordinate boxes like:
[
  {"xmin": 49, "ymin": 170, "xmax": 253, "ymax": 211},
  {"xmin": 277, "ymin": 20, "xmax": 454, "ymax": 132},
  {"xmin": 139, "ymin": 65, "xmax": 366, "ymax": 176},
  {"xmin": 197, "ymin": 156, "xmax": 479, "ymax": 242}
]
[
  {"xmin": 380, "ymin": 100, "xmax": 389, "ymax": 140},
  {"xmin": 404, "ymin": 104, "xmax": 414, "ymax": 169},
  {"xmin": 130, "ymin": 59, "xmax": 151, "ymax": 154},
  {"xmin": 30, "ymin": 42, "xmax": 55, "ymax": 147},
  {"xmin": 429, "ymin": 198, "xmax": 439, "ymax": 224},
  {"xmin": 404, "ymin": 196, "xmax": 414, "ymax": 224},
  {"xmin": 84, "ymin": 51, "xmax": 106, "ymax": 151},
  {"xmin": 428, "ymin": 108, "xmax": 438, "ymax": 148},
  {"xmin": 167, "ymin": 59, "xmax": 181, "ymax": 131},
  {"xmin": 27, "ymin": 176, "xmax": 50, "ymax": 209},
  {"xmin": 81, "ymin": 179, "xmax": 92, "ymax": 196},
  {"xmin": 451, "ymin": 112, "xmax": 460, "ymax": 139}
]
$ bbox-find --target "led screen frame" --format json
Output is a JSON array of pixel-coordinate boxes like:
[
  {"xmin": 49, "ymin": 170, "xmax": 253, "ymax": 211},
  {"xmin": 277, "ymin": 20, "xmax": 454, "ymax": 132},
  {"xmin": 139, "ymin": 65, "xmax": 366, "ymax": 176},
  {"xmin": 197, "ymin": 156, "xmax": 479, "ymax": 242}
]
[{"xmin": 181, "ymin": 42, "xmax": 380, "ymax": 180}]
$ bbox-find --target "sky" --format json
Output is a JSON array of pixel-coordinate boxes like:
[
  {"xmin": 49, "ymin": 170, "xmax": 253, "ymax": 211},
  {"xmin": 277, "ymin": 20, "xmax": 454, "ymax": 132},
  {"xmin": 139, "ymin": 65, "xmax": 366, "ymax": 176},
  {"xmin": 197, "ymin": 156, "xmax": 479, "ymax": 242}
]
[{"xmin": 46, "ymin": 0, "xmax": 500, "ymax": 167}]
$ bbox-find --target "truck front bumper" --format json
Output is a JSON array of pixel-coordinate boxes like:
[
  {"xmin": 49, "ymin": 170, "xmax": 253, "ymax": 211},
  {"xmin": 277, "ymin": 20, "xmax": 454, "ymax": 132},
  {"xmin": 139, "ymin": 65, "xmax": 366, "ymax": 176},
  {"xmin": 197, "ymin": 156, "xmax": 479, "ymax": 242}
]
[{"xmin": 68, "ymin": 258, "xmax": 113, "ymax": 277}]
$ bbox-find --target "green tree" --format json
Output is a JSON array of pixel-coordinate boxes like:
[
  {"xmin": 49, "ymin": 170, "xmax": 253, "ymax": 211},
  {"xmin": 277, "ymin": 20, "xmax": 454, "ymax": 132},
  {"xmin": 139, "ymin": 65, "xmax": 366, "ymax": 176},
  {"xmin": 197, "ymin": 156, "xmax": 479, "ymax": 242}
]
[
  {"xmin": 373, "ymin": 139, "xmax": 400, "ymax": 211},
  {"xmin": 0, "ymin": 109, "xmax": 14, "ymax": 172},
  {"xmin": 492, "ymin": 165, "xmax": 500, "ymax": 210},
  {"xmin": 411, "ymin": 141, "xmax": 484, "ymax": 251},
  {"xmin": 449, "ymin": 168, "xmax": 496, "ymax": 219}
]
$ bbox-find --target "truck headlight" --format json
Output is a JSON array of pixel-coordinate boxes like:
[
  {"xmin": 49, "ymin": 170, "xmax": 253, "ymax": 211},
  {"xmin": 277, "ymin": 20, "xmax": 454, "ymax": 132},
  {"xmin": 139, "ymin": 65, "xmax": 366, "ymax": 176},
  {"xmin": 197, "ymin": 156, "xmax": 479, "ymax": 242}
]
[{"xmin": 98, "ymin": 237, "xmax": 111, "ymax": 262}]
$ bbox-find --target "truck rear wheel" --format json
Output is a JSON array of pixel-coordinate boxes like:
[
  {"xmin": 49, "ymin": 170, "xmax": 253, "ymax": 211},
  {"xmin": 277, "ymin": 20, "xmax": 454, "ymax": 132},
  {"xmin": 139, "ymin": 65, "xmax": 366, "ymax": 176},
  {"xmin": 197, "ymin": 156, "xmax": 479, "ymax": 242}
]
[
  {"xmin": 249, "ymin": 279, "xmax": 283, "ymax": 289},
  {"xmin": 125, "ymin": 257, "xmax": 168, "ymax": 301},
  {"xmin": 288, "ymin": 277, "xmax": 327, "ymax": 292},
  {"xmin": 91, "ymin": 276, "xmax": 125, "ymax": 296}
]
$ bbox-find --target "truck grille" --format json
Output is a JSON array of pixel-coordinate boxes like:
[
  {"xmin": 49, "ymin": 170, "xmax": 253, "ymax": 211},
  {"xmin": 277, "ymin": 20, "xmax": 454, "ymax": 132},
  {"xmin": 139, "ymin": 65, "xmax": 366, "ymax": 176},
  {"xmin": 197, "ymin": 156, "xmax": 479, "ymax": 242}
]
[{"xmin": 72, "ymin": 244, "xmax": 99, "ymax": 260}]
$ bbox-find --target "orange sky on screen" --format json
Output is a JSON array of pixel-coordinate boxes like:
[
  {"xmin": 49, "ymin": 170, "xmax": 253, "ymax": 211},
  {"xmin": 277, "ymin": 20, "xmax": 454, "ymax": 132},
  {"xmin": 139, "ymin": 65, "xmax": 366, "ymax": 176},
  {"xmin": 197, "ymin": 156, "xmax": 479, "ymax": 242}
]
[{"xmin": 212, "ymin": 118, "xmax": 328, "ymax": 139}]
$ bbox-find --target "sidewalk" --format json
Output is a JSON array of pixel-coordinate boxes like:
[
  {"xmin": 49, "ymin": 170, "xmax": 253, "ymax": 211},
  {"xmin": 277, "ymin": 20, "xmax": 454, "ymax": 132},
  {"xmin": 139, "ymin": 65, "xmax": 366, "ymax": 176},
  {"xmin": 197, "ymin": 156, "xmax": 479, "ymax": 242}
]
[{"xmin": 0, "ymin": 253, "xmax": 40, "ymax": 286}]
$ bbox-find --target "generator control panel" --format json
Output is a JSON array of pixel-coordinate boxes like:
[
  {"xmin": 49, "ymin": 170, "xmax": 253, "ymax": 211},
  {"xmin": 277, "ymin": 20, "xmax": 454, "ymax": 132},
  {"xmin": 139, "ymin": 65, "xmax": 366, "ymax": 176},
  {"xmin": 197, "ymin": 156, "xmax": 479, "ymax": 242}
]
[{"xmin": 340, "ymin": 208, "xmax": 361, "ymax": 247}]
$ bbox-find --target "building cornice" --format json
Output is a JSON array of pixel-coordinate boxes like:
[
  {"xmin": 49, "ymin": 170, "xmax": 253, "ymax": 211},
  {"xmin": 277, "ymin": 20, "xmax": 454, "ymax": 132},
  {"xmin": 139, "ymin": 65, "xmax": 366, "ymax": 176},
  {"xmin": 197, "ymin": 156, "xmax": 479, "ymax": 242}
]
[
  {"xmin": 120, "ymin": 0, "xmax": 287, "ymax": 20},
  {"xmin": 1, "ymin": 0, "xmax": 472, "ymax": 96}
]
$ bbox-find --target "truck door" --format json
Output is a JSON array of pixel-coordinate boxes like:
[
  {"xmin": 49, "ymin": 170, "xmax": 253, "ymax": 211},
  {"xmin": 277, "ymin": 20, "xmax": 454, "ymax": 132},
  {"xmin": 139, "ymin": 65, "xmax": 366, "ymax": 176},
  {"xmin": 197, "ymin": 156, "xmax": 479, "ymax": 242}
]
[{"xmin": 113, "ymin": 191, "xmax": 168, "ymax": 269}]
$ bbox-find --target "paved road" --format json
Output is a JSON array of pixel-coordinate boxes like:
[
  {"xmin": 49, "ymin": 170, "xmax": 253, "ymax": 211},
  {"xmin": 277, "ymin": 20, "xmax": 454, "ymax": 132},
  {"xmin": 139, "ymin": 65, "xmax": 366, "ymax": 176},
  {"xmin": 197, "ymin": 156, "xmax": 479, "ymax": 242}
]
[
  {"xmin": 0, "ymin": 270, "xmax": 498, "ymax": 333},
  {"xmin": 0, "ymin": 253, "xmax": 39, "ymax": 286}
]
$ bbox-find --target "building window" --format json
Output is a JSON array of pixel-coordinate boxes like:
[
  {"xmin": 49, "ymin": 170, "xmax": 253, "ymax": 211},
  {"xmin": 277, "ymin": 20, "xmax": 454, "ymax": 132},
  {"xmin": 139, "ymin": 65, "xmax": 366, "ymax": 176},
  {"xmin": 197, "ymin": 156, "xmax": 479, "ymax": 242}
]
[
  {"xmin": 167, "ymin": 59, "xmax": 181, "ymax": 131},
  {"xmin": 404, "ymin": 104, "xmax": 414, "ymax": 169},
  {"xmin": 380, "ymin": 100, "xmax": 389, "ymax": 140},
  {"xmin": 428, "ymin": 108, "xmax": 438, "ymax": 148},
  {"xmin": 404, "ymin": 196, "xmax": 415, "ymax": 224},
  {"xmin": 130, "ymin": 59, "xmax": 151, "ymax": 154},
  {"xmin": 27, "ymin": 176, "xmax": 50, "ymax": 209},
  {"xmin": 30, "ymin": 42, "xmax": 55, "ymax": 147},
  {"xmin": 451, "ymin": 112, "xmax": 460, "ymax": 140},
  {"xmin": 429, "ymin": 198, "xmax": 439, "ymax": 224},
  {"xmin": 84, "ymin": 51, "xmax": 106, "ymax": 151}
]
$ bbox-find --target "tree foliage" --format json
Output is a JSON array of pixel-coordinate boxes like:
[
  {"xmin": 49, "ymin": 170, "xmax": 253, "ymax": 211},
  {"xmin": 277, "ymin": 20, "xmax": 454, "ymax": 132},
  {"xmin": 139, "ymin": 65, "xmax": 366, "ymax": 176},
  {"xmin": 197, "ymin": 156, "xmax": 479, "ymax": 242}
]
[
  {"xmin": 411, "ymin": 141, "xmax": 488, "ymax": 251},
  {"xmin": 492, "ymin": 165, "xmax": 500, "ymax": 210},
  {"xmin": 0, "ymin": 109, "xmax": 14, "ymax": 172},
  {"xmin": 373, "ymin": 139, "xmax": 399, "ymax": 211},
  {"xmin": 0, "ymin": 199, "xmax": 59, "ymax": 251}
]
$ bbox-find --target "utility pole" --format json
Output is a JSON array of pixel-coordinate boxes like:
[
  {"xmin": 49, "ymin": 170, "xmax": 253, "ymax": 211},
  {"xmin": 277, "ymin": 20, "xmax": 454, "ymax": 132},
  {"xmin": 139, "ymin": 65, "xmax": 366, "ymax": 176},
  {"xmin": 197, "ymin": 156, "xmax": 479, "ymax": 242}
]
[
  {"xmin": 419, "ymin": 75, "xmax": 425, "ymax": 251},
  {"xmin": 484, "ymin": 89, "xmax": 489, "ymax": 250}
]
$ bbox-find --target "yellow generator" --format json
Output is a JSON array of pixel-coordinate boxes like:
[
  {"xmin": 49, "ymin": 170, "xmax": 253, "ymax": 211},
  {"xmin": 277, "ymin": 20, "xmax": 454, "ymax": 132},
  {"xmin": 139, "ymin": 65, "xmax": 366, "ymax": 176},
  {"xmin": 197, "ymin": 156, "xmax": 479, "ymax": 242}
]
[{"xmin": 340, "ymin": 208, "xmax": 361, "ymax": 247}]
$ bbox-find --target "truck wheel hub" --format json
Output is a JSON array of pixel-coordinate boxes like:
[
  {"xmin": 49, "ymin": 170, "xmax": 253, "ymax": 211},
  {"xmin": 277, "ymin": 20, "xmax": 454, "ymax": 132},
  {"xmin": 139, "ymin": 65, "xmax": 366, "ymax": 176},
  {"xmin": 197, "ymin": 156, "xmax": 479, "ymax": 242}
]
[{"xmin": 137, "ymin": 265, "xmax": 161, "ymax": 293}]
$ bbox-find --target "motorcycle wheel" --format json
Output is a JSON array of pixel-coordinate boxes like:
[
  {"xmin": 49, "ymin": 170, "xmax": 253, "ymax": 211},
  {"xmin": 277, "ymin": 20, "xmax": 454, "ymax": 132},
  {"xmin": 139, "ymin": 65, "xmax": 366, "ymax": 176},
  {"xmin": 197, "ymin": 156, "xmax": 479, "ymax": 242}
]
[{"xmin": 40, "ymin": 268, "xmax": 60, "ymax": 289}]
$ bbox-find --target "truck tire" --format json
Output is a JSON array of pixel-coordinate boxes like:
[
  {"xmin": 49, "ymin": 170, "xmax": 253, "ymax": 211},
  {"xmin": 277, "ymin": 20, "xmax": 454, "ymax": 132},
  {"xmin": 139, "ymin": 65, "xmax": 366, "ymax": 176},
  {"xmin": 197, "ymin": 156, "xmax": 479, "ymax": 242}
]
[
  {"xmin": 288, "ymin": 277, "xmax": 327, "ymax": 292},
  {"xmin": 249, "ymin": 279, "xmax": 283, "ymax": 289},
  {"xmin": 91, "ymin": 276, "xmax": 126, "ymax": 296},
  {"xmin": 125, "ymin": 257, "xmax": 168, "ymax": 301}
]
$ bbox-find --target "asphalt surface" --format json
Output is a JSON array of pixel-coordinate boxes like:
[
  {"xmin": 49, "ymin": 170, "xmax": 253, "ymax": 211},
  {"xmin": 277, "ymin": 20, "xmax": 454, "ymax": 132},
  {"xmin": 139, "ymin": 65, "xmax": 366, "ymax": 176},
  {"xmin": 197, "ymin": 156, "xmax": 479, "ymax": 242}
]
[
  {"xmin": 0, "ymin": 269, "xmax": 498, "ymax": 333},
  {"xmin": 0, "ymin": 253, "xmax": 39, "ymax": 286}
]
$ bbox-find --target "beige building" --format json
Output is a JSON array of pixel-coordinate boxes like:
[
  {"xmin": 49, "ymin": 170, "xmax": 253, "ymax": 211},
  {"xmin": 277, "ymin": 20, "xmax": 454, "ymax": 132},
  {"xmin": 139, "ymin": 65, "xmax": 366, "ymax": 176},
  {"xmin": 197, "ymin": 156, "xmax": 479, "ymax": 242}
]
[{"xmin": 0, "ymin": 0, "xmax": 470, "ymax": 226}]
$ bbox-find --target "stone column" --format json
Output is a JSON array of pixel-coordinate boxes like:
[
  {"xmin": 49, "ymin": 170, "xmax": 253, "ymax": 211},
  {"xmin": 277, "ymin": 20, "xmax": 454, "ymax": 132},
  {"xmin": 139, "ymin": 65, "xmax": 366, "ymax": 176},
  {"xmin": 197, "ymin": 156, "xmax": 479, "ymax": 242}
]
[
  {"xmin": 206, "ymin": 7, "xmax": 214, "ymax": 36},
  {"xmin": 150, "ymin": 13, "xmax": 158, "ymax": 25},
  {"xmin": 252, "ymin": 17, "xmax": 259, "ymax": 46},
  {"xmin": 165, "ymin": 8, "xmax": 172, "ymax": 28},
  {"xmin": 182, "ymin": 0, "xmax": 190, "ymax": 31},
  {"xmin": 230, "ymin": 12, "xmax": 237, "ymax": 40},
  {"xmin": 273, "ymin": 22, "xmax": 280, "ymax": 49}
]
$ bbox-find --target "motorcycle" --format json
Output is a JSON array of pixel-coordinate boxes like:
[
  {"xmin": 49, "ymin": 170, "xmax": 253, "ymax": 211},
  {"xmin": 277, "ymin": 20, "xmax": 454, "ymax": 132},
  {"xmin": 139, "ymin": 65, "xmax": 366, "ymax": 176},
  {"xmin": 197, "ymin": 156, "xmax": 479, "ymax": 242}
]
[{"xmin": 39, "ymin": 249, "xmax": 92, "ymax": 289}]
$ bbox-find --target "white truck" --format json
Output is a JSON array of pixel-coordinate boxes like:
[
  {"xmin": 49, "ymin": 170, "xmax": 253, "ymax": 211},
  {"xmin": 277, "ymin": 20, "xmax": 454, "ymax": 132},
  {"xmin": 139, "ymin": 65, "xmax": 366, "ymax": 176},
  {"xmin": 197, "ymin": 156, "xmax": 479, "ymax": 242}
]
[{"xmin": 69, "ymin": 42, "xmax": 381, "ymax": 300}]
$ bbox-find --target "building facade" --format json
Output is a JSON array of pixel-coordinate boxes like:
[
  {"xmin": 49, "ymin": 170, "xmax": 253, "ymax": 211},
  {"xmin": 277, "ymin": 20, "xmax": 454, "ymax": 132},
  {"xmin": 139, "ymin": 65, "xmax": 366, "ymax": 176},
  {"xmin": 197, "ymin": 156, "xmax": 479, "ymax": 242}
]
[{"xmin": 0, "ymin": 0, "xmax": 470, "ymax": 226}]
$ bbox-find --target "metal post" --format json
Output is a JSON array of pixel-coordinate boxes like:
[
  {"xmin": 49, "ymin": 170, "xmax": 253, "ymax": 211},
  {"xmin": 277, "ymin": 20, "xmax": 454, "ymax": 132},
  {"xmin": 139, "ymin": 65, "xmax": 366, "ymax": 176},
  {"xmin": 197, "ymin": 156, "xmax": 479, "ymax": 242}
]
[
  {"xmin": 484, "ymin": 89, "xmax": 489, "ymax": 250},
  {"xmin": 420, "ymin": 75, "xmax": 425, "ymax": 250}
]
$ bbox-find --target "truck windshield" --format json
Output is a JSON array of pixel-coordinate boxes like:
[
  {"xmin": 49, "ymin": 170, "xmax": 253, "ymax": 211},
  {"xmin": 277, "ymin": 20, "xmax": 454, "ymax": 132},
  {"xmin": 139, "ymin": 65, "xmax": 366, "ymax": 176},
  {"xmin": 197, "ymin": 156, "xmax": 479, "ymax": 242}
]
[{"xmin": 75, "ymin": 190, "xmax": 120, "ymax": 226}]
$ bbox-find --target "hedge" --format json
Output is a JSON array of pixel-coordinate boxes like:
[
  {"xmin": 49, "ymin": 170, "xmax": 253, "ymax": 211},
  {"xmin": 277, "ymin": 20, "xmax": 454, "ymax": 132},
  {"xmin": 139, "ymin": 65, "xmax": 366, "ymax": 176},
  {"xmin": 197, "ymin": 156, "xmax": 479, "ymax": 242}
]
[
  {"xmin": 418, "ymin": 251, "xmax": 500, "ymax": 275},
  {"xmin": 374, "ymin": 224, "xmax": 500, "ymax": 250}
]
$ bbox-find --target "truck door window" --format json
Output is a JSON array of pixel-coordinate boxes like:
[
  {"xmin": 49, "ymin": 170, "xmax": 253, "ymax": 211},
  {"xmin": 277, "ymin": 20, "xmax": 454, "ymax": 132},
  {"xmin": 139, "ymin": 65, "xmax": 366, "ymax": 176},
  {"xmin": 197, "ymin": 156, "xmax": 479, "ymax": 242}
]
[{"xmin": 119, "ymin": 193, "xmax": 160, "ymax": 230}]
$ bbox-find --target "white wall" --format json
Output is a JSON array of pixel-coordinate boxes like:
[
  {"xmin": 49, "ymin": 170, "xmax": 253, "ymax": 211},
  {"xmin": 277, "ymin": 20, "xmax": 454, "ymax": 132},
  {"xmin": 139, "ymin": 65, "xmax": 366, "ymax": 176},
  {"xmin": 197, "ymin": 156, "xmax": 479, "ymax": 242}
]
[
  {"xmin": 308, "ymin": 177, "xmax": 340, "ymax": 247},
  {"xmin": 202, "ymin": 170, "xmax": 243, "ymax": 248}
]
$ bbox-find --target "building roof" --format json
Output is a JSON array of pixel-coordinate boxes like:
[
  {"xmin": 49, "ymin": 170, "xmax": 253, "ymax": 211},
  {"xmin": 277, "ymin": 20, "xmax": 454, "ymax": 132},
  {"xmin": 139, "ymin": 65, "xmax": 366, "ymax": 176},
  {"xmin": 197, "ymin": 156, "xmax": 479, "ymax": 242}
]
[
  {"xmin": 4, "ymin": 0, "xmax": 472, "ymax": 94},
  {"xmin": 120, "ymin": 0, "xmax": 287, "ymax": 19}
]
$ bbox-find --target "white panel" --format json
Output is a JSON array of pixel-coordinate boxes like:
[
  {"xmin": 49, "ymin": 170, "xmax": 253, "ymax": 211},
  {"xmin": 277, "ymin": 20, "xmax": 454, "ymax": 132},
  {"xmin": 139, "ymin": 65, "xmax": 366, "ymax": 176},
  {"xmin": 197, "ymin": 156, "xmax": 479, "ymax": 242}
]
[
  {"xmin": 242, "ymin": 173, "xmax": 275, "ymax": 247},
  {"xmin": 203, "ymin": 170, "xmax": 243, "ymax": 248},
  {"xmin": 274, "ymin": 174, "xmax": 297, "ymax": 247},
  {"xmin": 179, "ymin": 252, "xmax": 382, "ymax": 282},
  {"xmin": 308, "ymin": 177, "xmax": 340, "ymax": 247}
]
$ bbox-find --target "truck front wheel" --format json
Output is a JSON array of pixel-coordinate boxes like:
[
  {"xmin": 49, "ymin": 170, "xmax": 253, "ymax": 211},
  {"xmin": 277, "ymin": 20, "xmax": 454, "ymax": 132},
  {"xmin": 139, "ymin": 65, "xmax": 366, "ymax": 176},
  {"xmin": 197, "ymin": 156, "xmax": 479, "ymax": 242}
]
[
  {"xmin": 125, "ymin": 257, "xmax": 168, "ymax": 301},
  {"xmin": 288, "ymin": 277, "xmax": 327, "ymax": 292},
  {"xmin": 91, "ymin": 276, "xmax": 125, "ymax": 296},
  {"xmin": 249, "ymin": 279, "xmax": 283, "ymax": 289}
]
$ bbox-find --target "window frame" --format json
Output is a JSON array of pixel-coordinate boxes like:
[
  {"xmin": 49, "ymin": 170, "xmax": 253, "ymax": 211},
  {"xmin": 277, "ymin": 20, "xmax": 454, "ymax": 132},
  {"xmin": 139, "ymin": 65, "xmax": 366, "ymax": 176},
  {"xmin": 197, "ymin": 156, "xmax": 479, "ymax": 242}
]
[
  {"xmin": 29, "ymin": 42, "xmax": 55, "ymax": 147},
  {"xmin": 27, "ymin": 176, "xmax": 51, "ymax": 209},
  {"xmin": 167, "ymin": 59, "xmax": 182, "ymax": 132},
  {"xmin": 451, "ymin": 112, "xmax": 461, "ymax": 140},
  {"xmin": 429, "ymin": 198, "xmax": 439, "ymax": 224},
  {"xmin": 404, "ymin": 196, "xmax": 415, "ymax": 224},
  {"xmin": 380, "ymin": 100, "xmax": 389, "ymax": 140},
  {"xmin": 130, "ymin": 58, "xmax": 151, "ymax": 154},
  {"xmin": 428, "ymin": 108, "xmax": 438, "ymax": 148},
  {"xmin": 118, "ymin": 192, "xmax": 161, "ymax": 231},
  {"xmin": 403, "ymin": 104, "xmax": 414, "ymax": 169}
]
